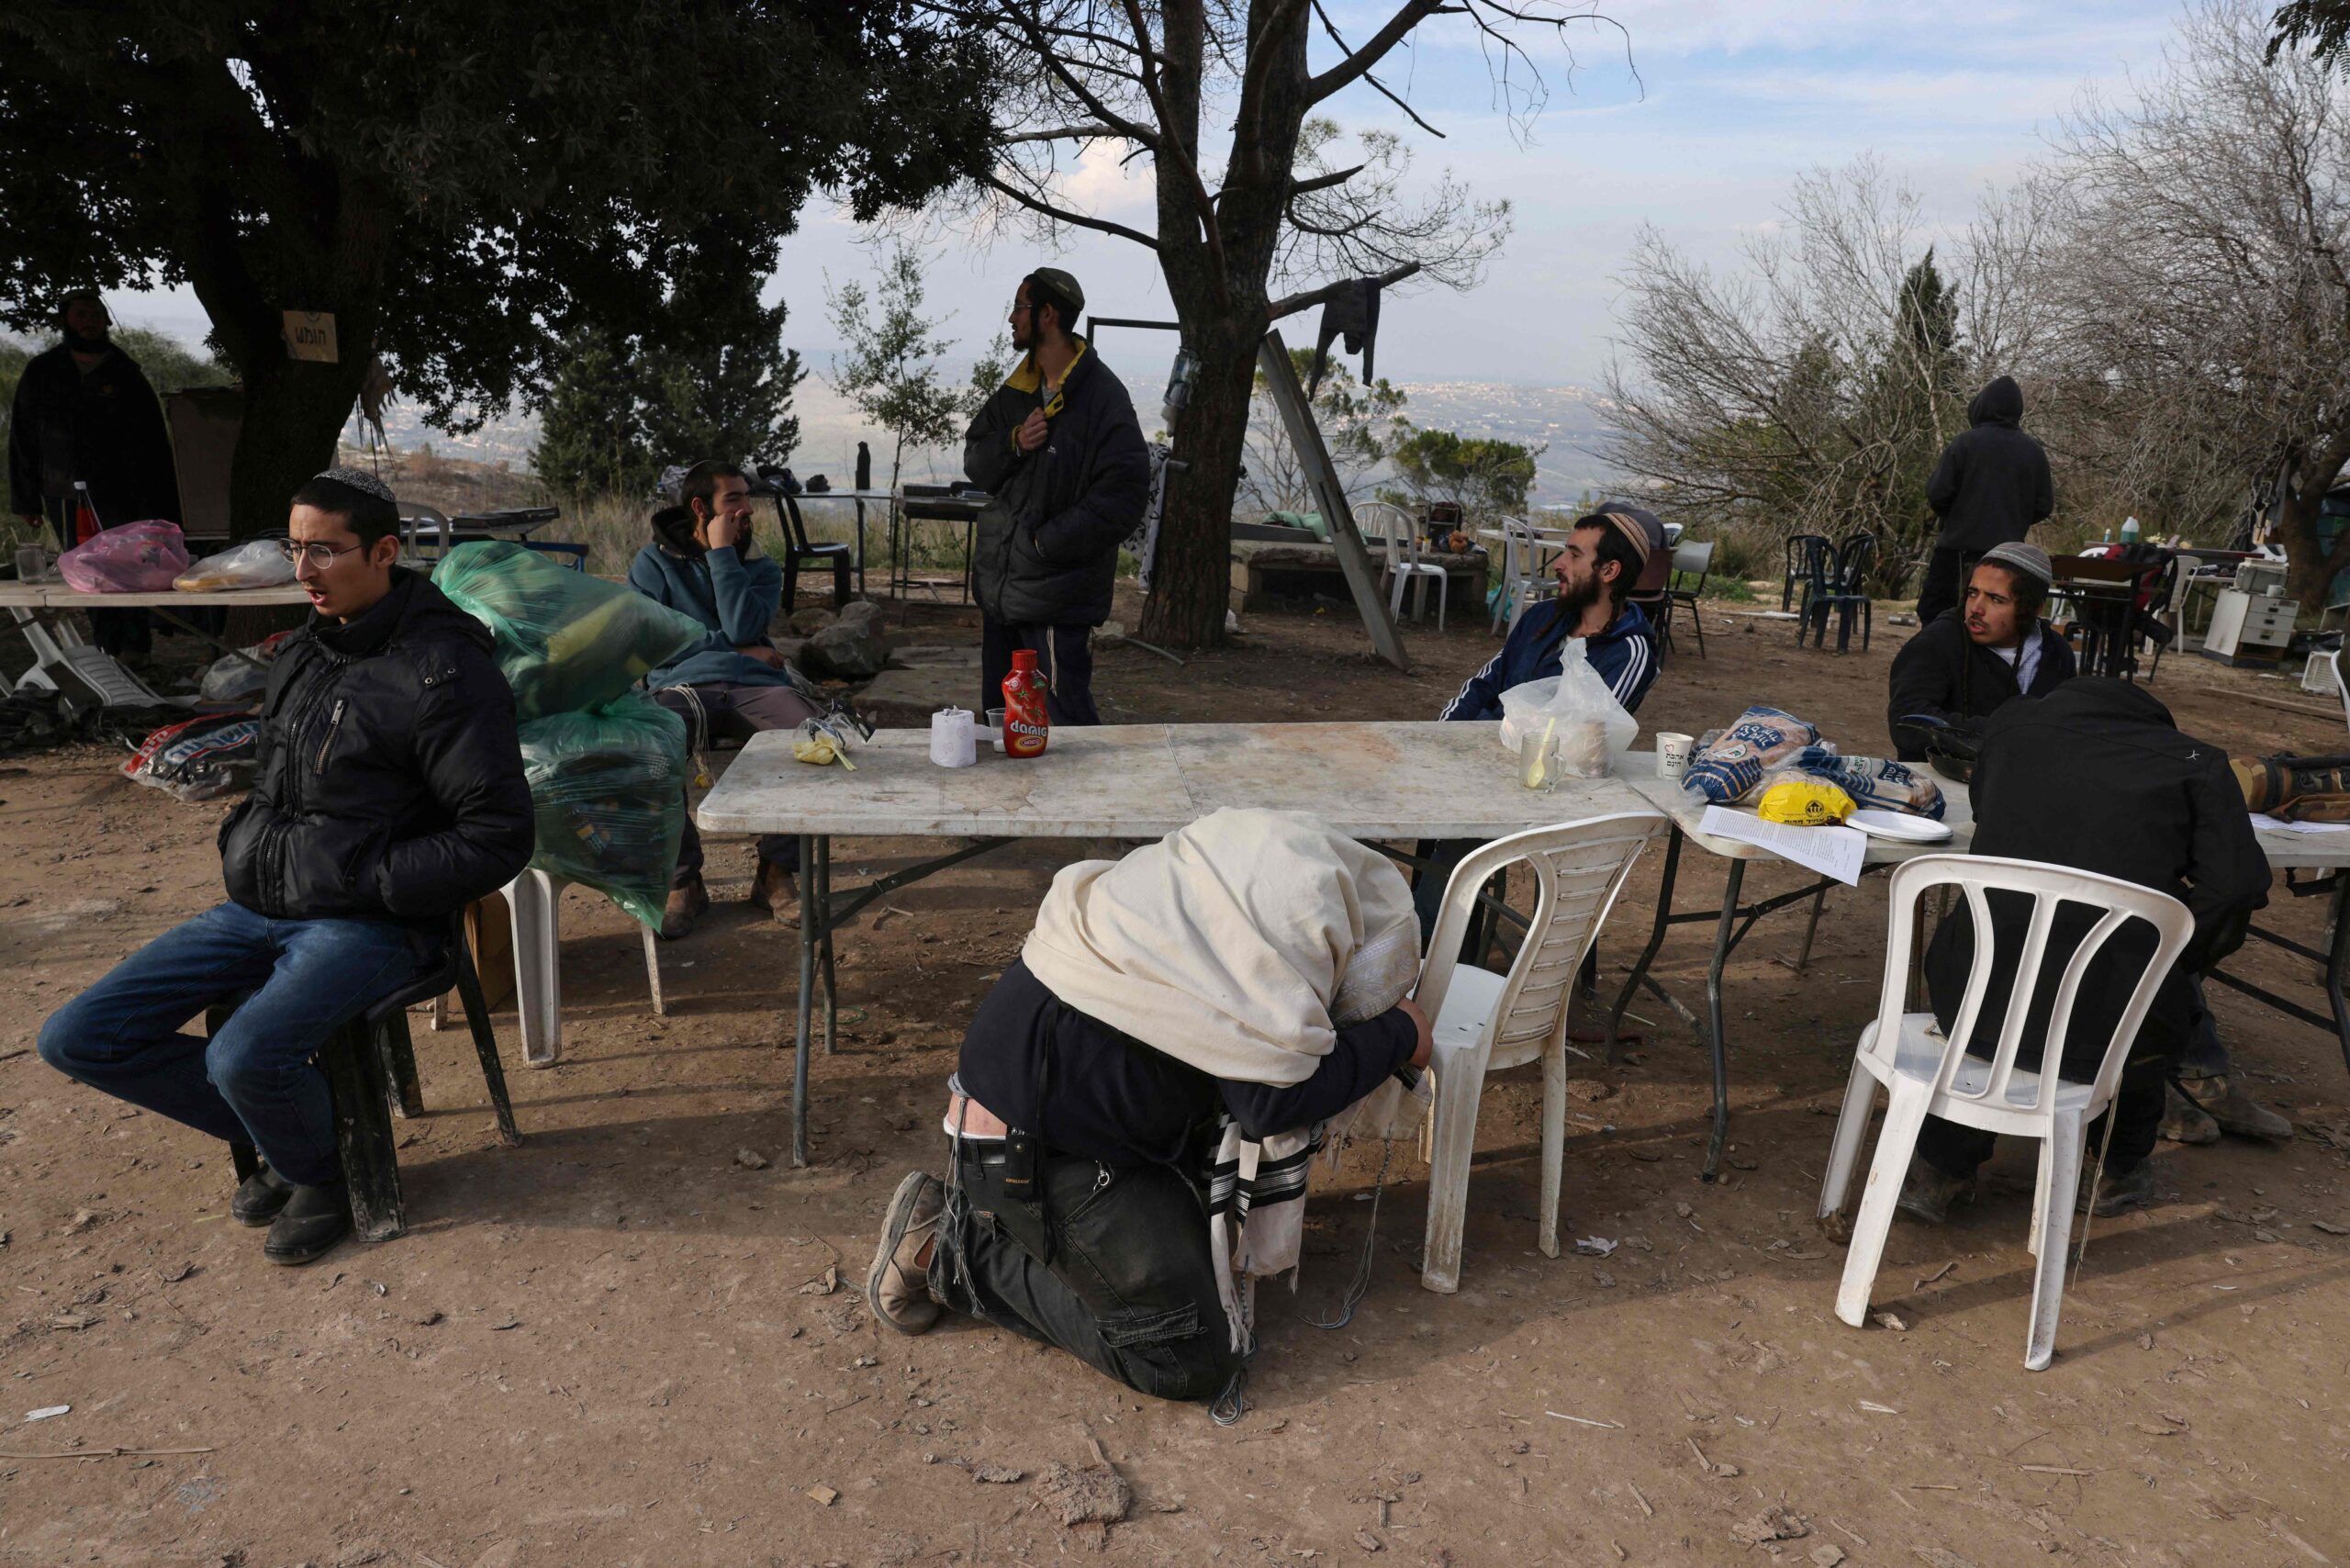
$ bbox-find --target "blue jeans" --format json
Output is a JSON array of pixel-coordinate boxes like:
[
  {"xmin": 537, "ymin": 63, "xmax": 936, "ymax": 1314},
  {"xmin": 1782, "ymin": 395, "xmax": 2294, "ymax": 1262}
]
[{"xmin": 38, "ymin": 902, "xmax": 425, "ymax": 1187}]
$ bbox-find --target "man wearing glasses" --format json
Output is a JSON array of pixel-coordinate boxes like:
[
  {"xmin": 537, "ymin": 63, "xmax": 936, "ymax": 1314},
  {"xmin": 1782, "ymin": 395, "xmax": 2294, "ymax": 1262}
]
[
  {"xmin": 962, "ymin": 268, "xmax": 1149, "ymax": 724},
  {"xmin": 38, "ymin": 468, "xmax": 533, "ymax": 1265}
]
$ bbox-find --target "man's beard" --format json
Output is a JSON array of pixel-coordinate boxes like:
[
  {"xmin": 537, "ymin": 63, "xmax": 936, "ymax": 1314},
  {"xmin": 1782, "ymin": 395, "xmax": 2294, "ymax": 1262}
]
[{"xmin": 1555, "ymin": 572, "xmax": 1602, "ymax": 618}]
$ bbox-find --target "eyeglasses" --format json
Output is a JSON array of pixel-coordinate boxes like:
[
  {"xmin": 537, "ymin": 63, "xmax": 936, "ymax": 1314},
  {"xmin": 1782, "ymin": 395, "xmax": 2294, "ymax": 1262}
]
[{"xmin": 277, "ymin": 538, "xmax": 367, "ymax": 568}]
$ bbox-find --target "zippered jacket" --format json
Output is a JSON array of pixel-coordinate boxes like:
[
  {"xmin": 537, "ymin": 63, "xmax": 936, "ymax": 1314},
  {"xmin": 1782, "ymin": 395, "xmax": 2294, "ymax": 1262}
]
[
  {"xmin": 962, "ymin": 339, "xmax": 1150, "ymax": 628},
  {"xmin": 218, "ymin": 569, "xmax": 533, "ymax": 924}
]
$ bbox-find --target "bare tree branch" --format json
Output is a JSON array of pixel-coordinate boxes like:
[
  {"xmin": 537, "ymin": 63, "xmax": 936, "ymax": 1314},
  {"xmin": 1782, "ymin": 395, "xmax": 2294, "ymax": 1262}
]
[
  {"xmin": 1304, "ymin": 1, "xmax": 1457, "ymax": 106},
  {"xmin": 975, "ymin": 170, "xmax": 1162, "ymax": 251}
]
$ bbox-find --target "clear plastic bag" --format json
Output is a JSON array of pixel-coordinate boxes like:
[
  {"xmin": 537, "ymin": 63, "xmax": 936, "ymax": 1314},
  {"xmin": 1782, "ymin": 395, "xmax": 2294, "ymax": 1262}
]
[
  {"xmin": 57, "ymin": 521, "xmax": 188, "ymax": 593},
  {"xmin": 435, "ymin": 541, "xmax": 706, "ymax": 721},
  {"xmin": 1495, "ymin": 638, "xmax": 1639, "ymax": 778},
  {"xmin": 196, "ymin": 629, "xmax": 299, "ymax": 705},
  {"xmin": 174, "ymin": 538, "xmax": 297, "ymax": 592},
  {"xmin": 517, "ymin": 694, "xmax": 688, "ymax": 931},
  {"xmin": 1681, "ymin": 706, "xmax": 1822, "ymax": 804},
  {"xmin": 1762, "ymin": 747, "xmax": 1947, "ymax": 820}
]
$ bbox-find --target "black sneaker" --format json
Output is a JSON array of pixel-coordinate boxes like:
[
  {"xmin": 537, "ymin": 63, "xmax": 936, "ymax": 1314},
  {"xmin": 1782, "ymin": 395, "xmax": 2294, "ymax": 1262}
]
[
  {"xmin": 1896, "ymin": 1160, "xmax": 1975, "ymax": 1225},
  {"xmin": 263, "ymin": 1183, "xmax": 352, "ymax": 1266},
  {"xmin": 2077, "ymin": 1159, "xmax": 2157, "ymax": 1217},
  {"xmin": 231, "ymin": 1162, "xmax": 295, "ymax": 1227}
]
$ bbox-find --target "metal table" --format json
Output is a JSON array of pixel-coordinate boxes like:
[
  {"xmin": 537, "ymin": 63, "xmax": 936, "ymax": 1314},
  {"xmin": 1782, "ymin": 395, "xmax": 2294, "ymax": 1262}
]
[
  {"xmin": 695, "ymin": 721, "xmax": 1653, "ymax": 1164},
  {"xmin": 0, "ymin": 580, "xmax": 315, "ymax": 673}
]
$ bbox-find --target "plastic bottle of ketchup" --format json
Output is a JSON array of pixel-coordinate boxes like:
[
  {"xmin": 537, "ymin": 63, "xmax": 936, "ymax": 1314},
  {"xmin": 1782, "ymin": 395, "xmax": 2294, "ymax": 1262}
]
[{"xmin": 1002, "ymin": 648, "xmax": 1050, "ymax": 758}]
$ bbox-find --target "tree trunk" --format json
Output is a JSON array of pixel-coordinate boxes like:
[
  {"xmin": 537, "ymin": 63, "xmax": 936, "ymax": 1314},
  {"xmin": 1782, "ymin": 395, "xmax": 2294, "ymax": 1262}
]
[
  {"xmin": 229, "ymin": 351, "xmax": 375, "ymax": 539},
  {"xmin": 1140, "ymin": 313, "xmax": 1260, "ymax": 647}
]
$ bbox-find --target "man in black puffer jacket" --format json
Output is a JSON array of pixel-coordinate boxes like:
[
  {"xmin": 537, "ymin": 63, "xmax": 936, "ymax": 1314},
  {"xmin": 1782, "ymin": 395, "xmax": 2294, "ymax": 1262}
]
[
  {"xmin": 963, "ymin": 268, "xmax": 1150, "ymax": 724},
  {"xmin": 1886, "ymin": 541, "xmax": 2076, "ymax": 761},
  {"xmin": 1916, "ymin": 375, "xmax": 2054, "ymax": 622},
  {"xmin": 39, "ymin": 468, "xmax": 532, "ymax": 1266}
]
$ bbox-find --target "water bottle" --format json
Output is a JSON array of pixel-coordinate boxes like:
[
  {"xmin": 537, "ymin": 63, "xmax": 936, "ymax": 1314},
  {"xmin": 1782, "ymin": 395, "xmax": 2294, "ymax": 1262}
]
[
  {"xmin": 856, "ymin": 442, "xmax": 871, "ymax": 492},
  {"xmin": 2121, "ymin": 516, "xmax": 2141, "ymax": 545}
]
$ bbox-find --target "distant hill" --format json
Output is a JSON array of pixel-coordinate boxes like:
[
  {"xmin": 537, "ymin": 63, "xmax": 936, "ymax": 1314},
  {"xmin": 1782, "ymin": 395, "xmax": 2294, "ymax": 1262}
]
[{"xmin": 360, "ymin": 373, "xmax": 1624, "ymax": 509}]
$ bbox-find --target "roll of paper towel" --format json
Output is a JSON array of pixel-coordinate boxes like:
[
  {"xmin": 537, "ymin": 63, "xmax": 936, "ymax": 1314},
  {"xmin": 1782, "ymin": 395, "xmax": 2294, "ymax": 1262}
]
[{"xmin": 930, "ymin": 706, "xmax": 978, "ymax": 767}]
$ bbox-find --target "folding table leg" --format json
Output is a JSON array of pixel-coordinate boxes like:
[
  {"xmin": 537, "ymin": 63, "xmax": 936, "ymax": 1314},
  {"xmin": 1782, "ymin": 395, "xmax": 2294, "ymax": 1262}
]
[
  {"xmin": 1605, "ymin": 829, "xmax": 1683, "ymax": 1064},
  {"xmin": 793, "ymin": 831, "xmax": 819, "ymax": 1167},
  {"xmin": 2329, "ymin": 877, "xmax": 2350, "ymax": 1080},
  {"xmin": 817, "ymin": 834, "xmax": 838, "ymax": 1055},
  {"xmin": 1701, "ymin": 860, "xmax": 1746, "ymax": 1181}
]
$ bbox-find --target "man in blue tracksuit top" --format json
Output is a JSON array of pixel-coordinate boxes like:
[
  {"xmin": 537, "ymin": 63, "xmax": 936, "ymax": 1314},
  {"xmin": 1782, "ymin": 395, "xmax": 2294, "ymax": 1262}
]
[{"xmin": 1418, "ymin": 506, "xmax": 1664, "ymax": 933}]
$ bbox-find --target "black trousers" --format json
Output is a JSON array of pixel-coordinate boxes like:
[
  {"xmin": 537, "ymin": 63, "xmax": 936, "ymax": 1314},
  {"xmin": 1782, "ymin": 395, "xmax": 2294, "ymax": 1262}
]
[
  {"xmin": 979, "ymin": 616, "xmax": 1101, "ymax": 727},
  {"xmin": 934, "ymin": 1143, "xmax": 1239, "ymax": 1404},
  {"xmin": 1914, "ymin": 546, "xmax": 1980, "ymax": 625},
  {"xmin": 1916, "ymin": 1048, "xmax": 2170, "ymax": 1177}
]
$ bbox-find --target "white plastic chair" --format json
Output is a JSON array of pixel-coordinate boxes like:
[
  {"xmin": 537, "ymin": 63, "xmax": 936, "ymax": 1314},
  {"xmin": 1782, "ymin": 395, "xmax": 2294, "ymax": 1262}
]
[
  {"xmin": 2333, "ymin": 649, "xmax": 2348, "ymax": 734},
  {"xmin": 1818, "ymin": 855, "xmax": 2192, "ymax": 1370},
  {"xmin": 1493, "ymin": 516, "xmax": 1558, "ymax": 635},
  {"xmin": 1416, "ymin": 811, "xmax": 1669, "ymax": 1293},
  {"xmin": 1359, "ymin": 500, "xmax": 1449, "ymax": 630},
  {"xmin": 500, "ymin": 870, "xmax": 665, "ymax": 1066}
]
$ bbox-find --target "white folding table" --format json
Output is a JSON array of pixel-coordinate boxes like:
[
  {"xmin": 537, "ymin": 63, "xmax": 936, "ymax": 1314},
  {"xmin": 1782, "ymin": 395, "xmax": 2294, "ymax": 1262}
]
[{"xmin": 696, "ymin": 721, "xmax": 1655, "ymax": 1164}]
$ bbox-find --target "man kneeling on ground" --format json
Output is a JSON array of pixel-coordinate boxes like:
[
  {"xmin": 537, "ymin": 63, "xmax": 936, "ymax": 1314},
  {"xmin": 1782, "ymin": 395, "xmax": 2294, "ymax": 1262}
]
[
  {"xmin": 865, "ymin": 811, "xmax": 1431, "ymax": 1404},
  {"xmin": 1886, "ymin": 540, "xmax": 2075, "ymax": 763},
  {"xmin": 629, "ymin": 459, "xmax": 822, "ymax": 938},
  {"xmin": 1896, "ymin": 678, "xmax": 2269, "ymax": 1224},
  {"xmin": 39, "ymin": 469, "xmax": 533, "ymax": 1265}
]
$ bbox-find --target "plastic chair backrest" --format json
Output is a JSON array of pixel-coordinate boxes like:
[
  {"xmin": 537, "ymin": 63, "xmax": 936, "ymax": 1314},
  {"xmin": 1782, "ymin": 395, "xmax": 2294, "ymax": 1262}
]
[
  {"xmin": 1833, "ymin": 532, "xmax": 1876, "ymax": 596},
  {"xmin": 1867, "ymin": 855, "xmax": 2193, "ymax": 1120},
  {"xmin": 1416, "ymin": 812, "xmax": 1669, "ymax": 1070},
  {"xmin": 1671, "ymin": 540, "xmax": 1713, "ymax": 587},
  {"xmin": 1355, "ymin": 500, "xmax": 1414, "ymax": 574},
  {"xmin": 778, "ymin": 493, "xmax": 818, "ymax": 554},
  {"xmin": 1497, "ymin": 516, "xmax": 1539, "ymax": 582},
  {"xmin": 2333, "ymin": 649, "xmax": 2349, "ymax": 734}
]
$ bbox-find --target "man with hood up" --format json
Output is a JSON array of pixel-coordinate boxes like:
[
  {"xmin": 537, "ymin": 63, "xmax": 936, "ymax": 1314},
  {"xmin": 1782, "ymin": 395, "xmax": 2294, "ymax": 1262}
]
[{"xmin": 1916, "ymin": 375, "xmax": 2054, "ymax": 624}]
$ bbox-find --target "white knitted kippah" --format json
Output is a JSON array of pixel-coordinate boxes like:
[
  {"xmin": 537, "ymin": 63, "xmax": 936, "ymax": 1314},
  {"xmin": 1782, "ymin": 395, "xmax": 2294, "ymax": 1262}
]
[{"xmin": 313, "ymin": 465, "xmax": 396, "ymax": 504}]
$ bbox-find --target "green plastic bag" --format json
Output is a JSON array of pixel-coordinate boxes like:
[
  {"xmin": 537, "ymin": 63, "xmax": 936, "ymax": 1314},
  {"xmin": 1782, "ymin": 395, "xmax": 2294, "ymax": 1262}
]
[
  {"xmin": 435, "ymin": 541, "xmax": 705, "ymax": 720},
  {"xmin": 517, "ymin": 695, "xmax": 688, "ymax": 931}
]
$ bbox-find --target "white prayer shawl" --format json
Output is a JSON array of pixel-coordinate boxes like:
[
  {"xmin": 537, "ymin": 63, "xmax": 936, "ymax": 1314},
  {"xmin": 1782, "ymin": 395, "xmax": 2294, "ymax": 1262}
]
[{"xmin": 1022, "ymin": 809, "xmax": 1424, "ymax": 1350}]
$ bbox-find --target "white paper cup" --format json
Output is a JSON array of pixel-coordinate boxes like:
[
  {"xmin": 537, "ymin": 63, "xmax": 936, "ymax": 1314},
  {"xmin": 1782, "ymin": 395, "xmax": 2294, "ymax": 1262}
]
[
  {"xmin": 1656, "ymin": 732, "xmax": 1695, "ymax": 781},
  {"xmin": 987, "ymin": 706, "xmax": 1007, "ymax": 753}
]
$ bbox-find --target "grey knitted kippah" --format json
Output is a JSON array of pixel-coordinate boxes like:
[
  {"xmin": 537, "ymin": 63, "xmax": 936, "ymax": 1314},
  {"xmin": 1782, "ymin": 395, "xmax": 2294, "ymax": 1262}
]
[
  {"xmin": 313, "ymin": 465, "xmax": 396, "ymax": 505},
  {"xmin": 1978, "ymin": 540, "xmax": 2053, "ymax": 585}
]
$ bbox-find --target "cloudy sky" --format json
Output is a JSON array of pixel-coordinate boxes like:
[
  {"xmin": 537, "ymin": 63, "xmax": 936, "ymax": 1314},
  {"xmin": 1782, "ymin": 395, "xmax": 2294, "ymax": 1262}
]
[{"xmin": 112, "ymin": 1, "xmax": 2187, "ymax": 395}]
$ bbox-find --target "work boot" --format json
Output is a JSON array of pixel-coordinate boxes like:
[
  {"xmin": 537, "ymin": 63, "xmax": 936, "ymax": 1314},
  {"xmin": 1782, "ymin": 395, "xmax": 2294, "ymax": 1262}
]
[
  {"xmin": 2159, "ymin": 1086, "xmax": 2221, "ymax": 1146},
  {"xmin": 263, "ymin": 1182, "xmax": 352, "ymax": 1266},
  {"xmin": 660, "ymin": 875, "xmax": 710, "ymax": 941},
  {"xmin": 2176, "ymin": 1076, "xmax": 2293, "ymax": 1141},
  {"xmin": 868, "ymin": 1170, "xmax": 945, "ymax": 1335},
  {"xmin": 230, "ymin": 1160, "xmax": 294, "ymax": 1227},
  {"xmin": 1896, "ymin": 1160, "xmax": 1974, "ymax": 1225},
  {"xmin": 2077, "ymin": 1159, "xmax": 2157, "ymax": 1217},
  {"xmin": 749, "ymin": 860, "xmax": 800, "ymax": 929}
]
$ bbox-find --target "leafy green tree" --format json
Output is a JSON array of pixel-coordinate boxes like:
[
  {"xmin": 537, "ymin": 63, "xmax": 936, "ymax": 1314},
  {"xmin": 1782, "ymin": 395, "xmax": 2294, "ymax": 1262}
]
[
  {"xmin": 1385, "ymin": 428, "xmax": 1545, "ymax": 519},
  {"xmin": 0, "ymin": 4, "xmax": 999, "ymax": 535},
  {"xmin": 826, "ymin": 246, "xmax": 994, "ymax": 492},
  {"xmin": 533, "ymin": 261, "xmax": 804, "ymax": 502}
]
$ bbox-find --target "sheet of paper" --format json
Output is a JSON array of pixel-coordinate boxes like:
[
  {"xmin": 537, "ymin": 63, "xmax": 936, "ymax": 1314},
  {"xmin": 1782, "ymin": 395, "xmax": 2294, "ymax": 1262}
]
[
  {"xmin": 2249, "ymin": 812, "xmax": 2350, "ymax": 834},
  {"xmin": 1697, "ymin": 806, "xmax": 1868, "ymax": 886}
]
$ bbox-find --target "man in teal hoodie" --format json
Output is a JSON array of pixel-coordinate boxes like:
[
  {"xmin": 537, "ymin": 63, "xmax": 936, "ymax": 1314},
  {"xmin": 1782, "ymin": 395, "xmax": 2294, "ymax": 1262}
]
[{"xmin": 628, "ymin": 459, "xmax": 820, "ymax": 938}]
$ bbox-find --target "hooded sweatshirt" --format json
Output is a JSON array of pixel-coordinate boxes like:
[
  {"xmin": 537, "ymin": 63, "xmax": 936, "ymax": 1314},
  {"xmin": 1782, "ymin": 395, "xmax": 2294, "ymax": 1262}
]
[
  {"xmin": 626, "ymin": 508, "xmax": 795, "ymax": 689},
  {"xmin": 1923, "ymin": 375, "xmax": 2055, "ymax": 553}
]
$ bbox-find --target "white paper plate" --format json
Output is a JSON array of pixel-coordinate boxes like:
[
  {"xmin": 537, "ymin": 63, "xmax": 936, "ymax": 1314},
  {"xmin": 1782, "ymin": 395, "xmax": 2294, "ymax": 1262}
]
[{"xmin": 1847, "ymin": 810, "xmax": 1953, "ymax": 844}]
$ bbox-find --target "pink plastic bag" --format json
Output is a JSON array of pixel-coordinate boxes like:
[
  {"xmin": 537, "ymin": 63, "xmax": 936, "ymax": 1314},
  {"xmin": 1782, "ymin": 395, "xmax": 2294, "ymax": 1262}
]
[{"xmin": 57, "ymin": 521, "xmax": 190, "ymax": 593}]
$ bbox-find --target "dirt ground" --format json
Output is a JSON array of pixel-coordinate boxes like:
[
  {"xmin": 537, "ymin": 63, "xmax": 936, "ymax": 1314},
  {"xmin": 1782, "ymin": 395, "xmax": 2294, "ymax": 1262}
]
[{"xmin": 6, "ymin": 584, "xmax": 2350, "ymax": 1568}]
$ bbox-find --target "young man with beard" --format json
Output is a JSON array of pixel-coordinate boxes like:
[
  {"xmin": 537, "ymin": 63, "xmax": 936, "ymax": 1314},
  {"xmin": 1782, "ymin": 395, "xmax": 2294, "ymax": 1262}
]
[
  {"xmin": 1419, "ymin": 507, "xmax": 1661, "ymax": 934},
  {"xmin": 629, "ymin": 460, "xmax": 821, "ymax": 938},
  {"xmin": 38, "ymin": 470, "xmax": 533, "ymax": 1265},
  {"xmin": 961, "ymin": 269, "xmax": 1150, "ymax": 726},
  {"xmin": 8, "ymin": 292, "xmax": 182, "ymax": 663},
  {"xmin": 1440, "ymin": 506, "xmax": 1661, "ymax": 722},
  {"xmin": 1886, "ymin": 541, "xmax": 2076, "ymax": 762}
]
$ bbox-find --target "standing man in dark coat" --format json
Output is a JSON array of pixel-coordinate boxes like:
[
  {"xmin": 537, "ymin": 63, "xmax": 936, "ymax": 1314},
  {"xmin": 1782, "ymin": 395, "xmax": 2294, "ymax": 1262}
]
[
  {"xmin": 962, "ymin": 268, "xmax": 1149, "ymax": 725},
  {"xmin": 1915, "ymin": 375, "xmax": 2053, "ymax": 624},
  {"xmin": 1897, "ymin": 678, "xmax": 2269, "ymax": 1223},
  {"xmin": 38, "ymin": 469, "xmax": 534, "ymax": 1266},
  {"xmin": 8, "ymin": 292, "xmax": 182, "ymax": 662}
]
